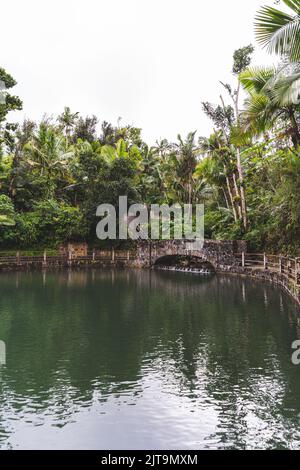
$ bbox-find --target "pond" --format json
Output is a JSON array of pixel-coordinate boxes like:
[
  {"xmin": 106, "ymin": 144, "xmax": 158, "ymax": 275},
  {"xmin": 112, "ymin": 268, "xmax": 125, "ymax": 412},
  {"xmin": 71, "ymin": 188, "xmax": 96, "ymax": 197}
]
[{"xmin": 0, "ymin": 269, "xmax": 299, "ymax": 450}]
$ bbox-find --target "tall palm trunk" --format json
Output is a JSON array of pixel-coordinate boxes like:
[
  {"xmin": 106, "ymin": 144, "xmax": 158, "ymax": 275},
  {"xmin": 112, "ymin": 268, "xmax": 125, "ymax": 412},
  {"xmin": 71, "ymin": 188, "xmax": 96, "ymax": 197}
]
[
  {"xmin": 288, "ymin": 108, "xmax": 300, "ymax": 149},
  {"xmin": 219, "ymin": 97, "xmax": 244, "ymax": 225},
  {"xmin": 222, "ymin": 188, "xmax": 230, "ymax": 211},
  {"xmin": 234, "ymin": 82, "xmax": 248, "ymax": 231},
  {"xmin": 224, "ymin": 164, "xmax": 238, "ymax": 222},
  {"xmin": 236, "ymin": 148, "xmax": 247, "ymax": 230},
  {"xmin": 188, "ymin": 178, "xmax": 192, "ymax": 206},
  {"xmin": 213, "ymin": 128, "xmax": 239, "ymax": 222},
  {"xmin": 232, "ymin": 171, "xmax": 242, "ymax": 220}
]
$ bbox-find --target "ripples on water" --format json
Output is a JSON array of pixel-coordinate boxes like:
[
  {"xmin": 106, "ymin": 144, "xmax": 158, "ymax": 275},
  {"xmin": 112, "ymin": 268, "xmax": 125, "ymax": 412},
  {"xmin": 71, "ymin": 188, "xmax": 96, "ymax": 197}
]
[{"xmin": 0, "ymin": 269, "xmax": 299, "ymax": 449}]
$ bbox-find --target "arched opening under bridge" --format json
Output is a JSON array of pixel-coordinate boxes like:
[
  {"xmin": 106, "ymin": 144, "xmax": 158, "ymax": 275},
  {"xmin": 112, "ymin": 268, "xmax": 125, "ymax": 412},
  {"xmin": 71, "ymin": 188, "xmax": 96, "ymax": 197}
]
[{"xmin": 153, "ymin": 255, "xmax": 216, "ymax": 274}]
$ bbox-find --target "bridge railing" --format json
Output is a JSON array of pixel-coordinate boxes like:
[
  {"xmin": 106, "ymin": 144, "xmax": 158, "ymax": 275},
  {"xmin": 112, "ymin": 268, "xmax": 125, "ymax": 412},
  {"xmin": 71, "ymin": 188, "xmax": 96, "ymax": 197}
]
[
  {"xmin": 0, "ymin": 249, "xmax": 136, "ymax": 265},
  {"xmin": 235, "ymin": 253, "xmax": 300, "ymax": 286},
  {"xmin": 0, "ymin": 249, "xmax": 299, "ymax": 285}
]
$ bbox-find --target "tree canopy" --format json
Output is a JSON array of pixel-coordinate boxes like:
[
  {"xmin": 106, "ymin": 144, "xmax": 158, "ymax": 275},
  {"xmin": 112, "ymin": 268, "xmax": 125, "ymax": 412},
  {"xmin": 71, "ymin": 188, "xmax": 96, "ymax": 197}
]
[{"xmin": 1, "ymin": 1, "xmax": 300, "ymax": 254}]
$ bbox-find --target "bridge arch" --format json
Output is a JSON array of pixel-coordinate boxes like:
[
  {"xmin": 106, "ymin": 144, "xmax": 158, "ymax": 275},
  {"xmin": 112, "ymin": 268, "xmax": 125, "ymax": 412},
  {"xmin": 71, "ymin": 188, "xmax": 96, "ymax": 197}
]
[{"xmin": 153, "ymin": 254, "xmax": 216, "ymax": 273}]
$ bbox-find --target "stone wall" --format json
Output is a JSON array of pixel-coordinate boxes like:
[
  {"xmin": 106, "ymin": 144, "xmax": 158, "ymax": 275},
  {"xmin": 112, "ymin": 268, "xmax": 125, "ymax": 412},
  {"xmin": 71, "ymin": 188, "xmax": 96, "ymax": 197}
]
[
  {"xmin": 133, "ymin": 239, "xmax": 246, "ymax": 269},
  {"xmin": 59, "ymin": 243, "xmax": 88, "ymax": 258}
]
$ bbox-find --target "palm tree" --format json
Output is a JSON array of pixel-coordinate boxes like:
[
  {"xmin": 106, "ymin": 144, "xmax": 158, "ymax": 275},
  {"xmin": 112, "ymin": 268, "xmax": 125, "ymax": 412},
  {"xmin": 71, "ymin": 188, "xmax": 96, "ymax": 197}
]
[
  {"xmin": 198, "ymin": 133, "xmax": 239, "ymax": 222},
  {"xmin": 202, "ymin": 46, "xmax": 254, "ymax": 230},
  {"xmin": 24, "ymin": 123, "xmax": 75, "ymax": 198},
  {"xmin": 175, "ymin": 132, "xmax": 199, "ymax": 206},
  {"xmin": 139, "ymin": 145, "xmax": 171, "ymax": 203},
  {"xmin": 240, "ymin": 65, "xmax": 300, "ymax": 147},
  {"xmin": 153, "ymin": 139, "xmax": 172, "ymax": 159},
  {"xmin": 57, "ymin": 107, "xmax": 79, "ymax": 142},
  {"xmin": 255, "ymin": 0, "xmax": 300, "ymax": 62},
  {"xmin": 254, "ymin": 1, "xmax": 300, "ymax": 127},
  {"xmin": 100, "ymin": 138, "xmax": 129, "ymax": 162}
]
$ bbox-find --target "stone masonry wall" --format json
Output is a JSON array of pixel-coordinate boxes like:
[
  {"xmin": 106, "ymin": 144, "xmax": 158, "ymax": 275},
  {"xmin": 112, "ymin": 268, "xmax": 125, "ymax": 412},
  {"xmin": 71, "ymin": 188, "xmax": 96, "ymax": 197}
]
[{"xmin": 133, "ymin": 239, "xmax": 246, "ymax": 269}]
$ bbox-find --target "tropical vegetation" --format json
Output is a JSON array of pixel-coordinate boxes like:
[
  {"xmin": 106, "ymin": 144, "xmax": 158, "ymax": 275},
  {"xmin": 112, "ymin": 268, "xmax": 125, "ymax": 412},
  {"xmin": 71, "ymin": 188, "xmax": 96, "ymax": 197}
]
[{"xmin": 1, "ymin": 0, "xmax": 300, "ymax": 254}]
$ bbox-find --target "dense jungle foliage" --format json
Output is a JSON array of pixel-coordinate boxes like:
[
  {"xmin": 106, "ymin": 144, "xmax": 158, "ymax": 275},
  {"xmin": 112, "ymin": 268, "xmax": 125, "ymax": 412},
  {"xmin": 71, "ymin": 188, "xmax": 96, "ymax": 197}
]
[{"xmin": 1, "ymin": 0, "xmax": 300, "ymax": 254}]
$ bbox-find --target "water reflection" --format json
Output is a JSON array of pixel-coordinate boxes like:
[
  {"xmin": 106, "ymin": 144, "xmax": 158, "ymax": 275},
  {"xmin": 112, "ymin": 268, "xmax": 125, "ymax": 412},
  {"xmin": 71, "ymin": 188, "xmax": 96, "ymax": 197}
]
[{"xmin": 0, "ymin": 269, "xmax": 299, "ymax": 449}]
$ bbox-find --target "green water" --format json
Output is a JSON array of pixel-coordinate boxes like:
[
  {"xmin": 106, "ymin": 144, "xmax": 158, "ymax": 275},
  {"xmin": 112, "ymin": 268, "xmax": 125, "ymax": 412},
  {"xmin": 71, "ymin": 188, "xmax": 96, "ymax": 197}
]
[{"xmin": 0, "ymin": 269, "xmax": 300, "ymax": 450}]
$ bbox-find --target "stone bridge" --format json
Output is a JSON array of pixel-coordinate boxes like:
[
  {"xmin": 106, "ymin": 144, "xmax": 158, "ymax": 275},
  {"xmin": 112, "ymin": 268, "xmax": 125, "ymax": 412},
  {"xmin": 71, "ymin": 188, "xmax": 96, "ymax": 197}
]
[
  {"xmin": 133, "ymin": 239, "xmax": 247, "ymax": 271},
  {"xmin": 0, "ymin": 239, "xmax": 246, "ymax": 273}
]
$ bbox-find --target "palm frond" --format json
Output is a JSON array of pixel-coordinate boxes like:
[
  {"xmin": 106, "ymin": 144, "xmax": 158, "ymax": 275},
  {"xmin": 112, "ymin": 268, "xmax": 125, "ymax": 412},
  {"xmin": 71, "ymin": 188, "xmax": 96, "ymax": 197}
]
[
  {"xmin": 283, "ymin": 1, "xmax": 300, "ymax": 14},
  {"xmin": 242, "ymin": 93, "xmax": 273, "ymax": 135},
  {"xmin": 255, "ymin": 3, "xmax": 300, "ymax": 61},
  {"xmin": 270, "ymin": 71, "xmax": 300, "ymax": 105},
  {"xmin": 230, "ymin": 125, "xmax": 253, "ymax": 147},
  {"xmin": 239, "ymin": 66, "xmax": 276, "ymax": 94}
]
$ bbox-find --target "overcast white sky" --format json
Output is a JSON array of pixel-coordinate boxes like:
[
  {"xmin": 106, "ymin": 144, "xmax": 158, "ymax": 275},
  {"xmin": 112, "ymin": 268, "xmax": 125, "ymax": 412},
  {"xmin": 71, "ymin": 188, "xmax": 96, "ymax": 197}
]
[{"xmin": 2, "ymin": 0, "xmax": 277, "ymax": 144}]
